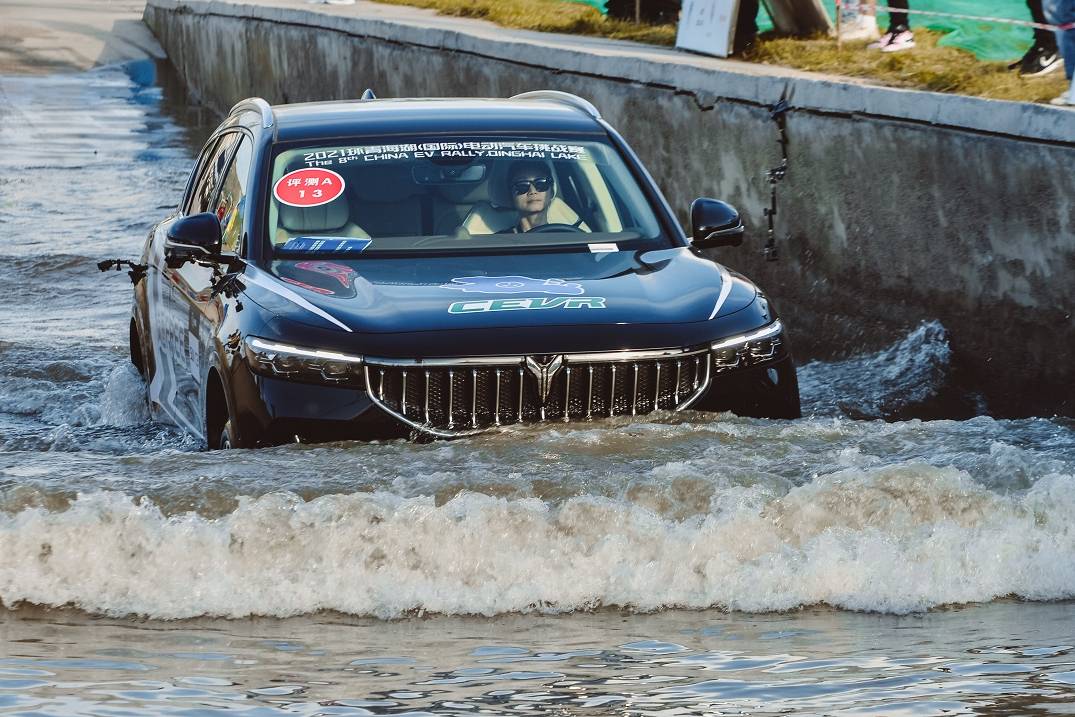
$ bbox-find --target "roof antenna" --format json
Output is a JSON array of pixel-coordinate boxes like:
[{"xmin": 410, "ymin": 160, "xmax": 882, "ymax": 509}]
[{"xmin": 361, "ymin": 88, "xmax": 377, "ymax": 100}]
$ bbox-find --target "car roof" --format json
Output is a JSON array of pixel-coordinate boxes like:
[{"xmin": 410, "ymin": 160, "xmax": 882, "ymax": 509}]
[{"xmin": 266, "ymin": 97, "xmax": 607, "ymax": 143}]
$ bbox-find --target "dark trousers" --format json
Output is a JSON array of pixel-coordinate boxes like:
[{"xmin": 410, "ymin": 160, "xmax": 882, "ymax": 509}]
[
  {"xmin": 887, "ymin": 0, "xmax": 910, "ymax": 32},
  {"xmin": 735, "ymin": 0, "xmax": 760, "ymax": 53},
  {"xmin": 1028, "ymin": 0, "xmax": 1059, "ymax": 50}
]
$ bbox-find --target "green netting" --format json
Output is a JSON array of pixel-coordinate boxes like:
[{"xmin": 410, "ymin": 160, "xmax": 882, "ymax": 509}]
[
  {"xmin": 566, "ymin": 0, "xmax": 1037, "ymax": 61},
  {"xmin": 756, "ymin": 1, "xmax": 1036, "ymax": 60},
  {"xmin": 567, "ymin": 0, "xmax": 609, "ymax": 12}
]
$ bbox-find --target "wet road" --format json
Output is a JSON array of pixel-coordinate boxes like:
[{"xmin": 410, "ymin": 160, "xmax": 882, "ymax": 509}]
[{"xmin": 0, "ymin": 60, "xmax": 1074, "ymax": 715}]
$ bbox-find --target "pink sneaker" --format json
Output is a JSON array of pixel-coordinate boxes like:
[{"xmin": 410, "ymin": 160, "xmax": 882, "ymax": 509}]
[
  {"xmin": 881, "ymin": 30, "xmax": 915, "ymax": 52},
  {"xmin": 867, "ymin": 32, "xmax": 894, "ymax": 50}
]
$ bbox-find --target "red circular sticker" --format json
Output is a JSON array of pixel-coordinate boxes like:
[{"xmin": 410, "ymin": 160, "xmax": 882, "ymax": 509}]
[{"xmin": 273, "ymin": 168, "xmax": 346, "ymax": 207}]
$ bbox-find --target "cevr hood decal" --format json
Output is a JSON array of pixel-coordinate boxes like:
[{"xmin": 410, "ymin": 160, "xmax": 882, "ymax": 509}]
[{"xmin": 448, "ymin": 296, "xmax": 606, "ymax": 313}]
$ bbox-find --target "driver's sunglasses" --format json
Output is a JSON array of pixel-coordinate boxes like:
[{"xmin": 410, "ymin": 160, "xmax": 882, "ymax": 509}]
[{"xmin": 511, "ymin": 177, "xmax": 552, "ymax": 196}]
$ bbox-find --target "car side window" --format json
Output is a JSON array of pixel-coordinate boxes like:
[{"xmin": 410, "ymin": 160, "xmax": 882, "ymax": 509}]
[
  {"xmin": 180, "ymin": 137, "xmax": 218, "ymax": 213},
  {"xmin": 186, "ymin": 133, "xmax": 240, "ymax": 216},
  {"xmin": 211, "ymin": 135, "xmax": 253, "ymax": 254}
]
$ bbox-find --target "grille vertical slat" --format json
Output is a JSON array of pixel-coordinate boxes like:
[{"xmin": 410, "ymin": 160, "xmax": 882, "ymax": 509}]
[
  {"xmin": 627, "ymin": 365, "xmax": 636, "ymax": 414},
  {"xmin": 471, "ymin": 369, "xmax": 478, "ymax": 428},
  {"xmin": 447, "ymin": 370, "xmax": 455, "ymax": 429},
  {"xmin": 654, "ymin": 362, "xmax": 662, "ymax": 409},
  {"xmin": 586, "ymin": 365, "xmax": 594, "ymax": 419},
  {"xmin": 424, "ymin": 371, "xmax": 431, "ymax": 424},
  {"xmin": 517, "ymin": 368, "xmax": 524, "ymax": 423},
  {"xmin": 494, "ymin": 369, "xmax": 502, "ymax": 426},
  {"xmin": 609, "ymin": 365, "xmax": 617, "ymax": 417},
  {"xmin": 670, "ymin": 359, "xmax": 679, "ymax": 404},
  {"xmin": 562, "ymin": 367, "xmax": 572, "ymax": 422}
]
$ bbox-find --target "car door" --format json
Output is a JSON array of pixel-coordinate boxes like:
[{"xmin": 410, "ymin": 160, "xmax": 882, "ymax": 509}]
[
  {"xmin": 144, "ymin": 132, "xmax": 240, "ymax": 437},
  {"xmin": 165, "ymin": 131, "xmax": 248, "ymax": 438},
  {"xmin": 144, "ymin": 134, "xmax": 222, "ymax": 433}
]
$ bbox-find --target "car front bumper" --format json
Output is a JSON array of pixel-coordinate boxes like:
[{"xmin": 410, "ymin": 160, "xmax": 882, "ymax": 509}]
[{"xmin": 230, "ymin": 326, "xmax": 800, "ymax": 445}]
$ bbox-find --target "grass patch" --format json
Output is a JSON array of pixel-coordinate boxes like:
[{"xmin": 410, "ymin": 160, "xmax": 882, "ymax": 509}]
[
  {"xmin": 371, "ymin": 0, "xmax": 678, "ymax": 44},
  {"xmin": 368, "ymin": 0, "xmax": 1067, "ymax": 103},
  {"xmin": 745, "ymin": 29, "xmax": 1067, "ymax": 103}
]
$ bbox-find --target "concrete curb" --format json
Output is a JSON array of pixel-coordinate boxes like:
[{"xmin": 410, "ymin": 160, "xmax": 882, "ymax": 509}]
[{"xmin": 148, "ymin": 0, "xmax": 1074, "ymax": 144}]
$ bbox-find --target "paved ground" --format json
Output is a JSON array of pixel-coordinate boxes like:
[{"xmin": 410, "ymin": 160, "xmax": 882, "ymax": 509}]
[{"xmin": 0, "ymin": 0, "xmax": 163, "ymax": 74}]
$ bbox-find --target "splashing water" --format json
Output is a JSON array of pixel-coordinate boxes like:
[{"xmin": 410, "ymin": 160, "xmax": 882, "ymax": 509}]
[{"xmin": 1, "ymin": 466, "xmax": 1073, "ymax": 619}]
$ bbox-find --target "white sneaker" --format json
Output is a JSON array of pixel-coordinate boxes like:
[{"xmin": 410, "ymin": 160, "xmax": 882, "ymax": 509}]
[
  {"xmin": 1050, "ymin": 90, "xmax": 1075, "ymax": 107},
  {"xmin": 881, "ymin": 30, "xmax": 915, "ymax": 53},
  {"xmin": 840, "ymin": 14, "xmax": 881, "ymax": 42}
]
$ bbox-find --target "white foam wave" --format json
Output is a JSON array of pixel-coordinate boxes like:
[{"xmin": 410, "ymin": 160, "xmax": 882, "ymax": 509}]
[{"xmin": 1, "ymin": 466, "xmax": 1073, "ymax": 619}]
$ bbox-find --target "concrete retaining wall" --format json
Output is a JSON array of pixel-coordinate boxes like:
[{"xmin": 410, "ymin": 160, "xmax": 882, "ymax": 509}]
[{"xmin": 144, "ymin": 0, "xmax": 1075, "ymax": 415}]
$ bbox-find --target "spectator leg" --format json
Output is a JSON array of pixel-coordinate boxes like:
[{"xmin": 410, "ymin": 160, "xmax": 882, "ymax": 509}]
[
  {"xmin": 1028, "ymin": 0, "xmax": 1059, "ymax": 51},
  {"xmin": 734, "ymin": 0, "xmax": 760, "ymax": 54},
  {"xmin": 1044, "ymin": 0, "xmax": 1075, "ymax": 79},
  {"xmin": 886, "ymin": 0, "xmax": 910, "ymax": 32},
  {"xmin": 1063, "ymin": 29, "xmax": 1075, "ymax": 80}
]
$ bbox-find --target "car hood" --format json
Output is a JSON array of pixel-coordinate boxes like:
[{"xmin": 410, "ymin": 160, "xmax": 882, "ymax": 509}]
[{"xmin": 243, "ymin": 248, "xmax": 756, "ymax": 335}]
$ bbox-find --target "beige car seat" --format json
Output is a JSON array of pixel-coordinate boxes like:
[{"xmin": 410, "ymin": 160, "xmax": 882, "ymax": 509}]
[
  {"xmin": 433, "ymin": 179, "xmax": 491, "ymax": 235},
  {"xmin": 273, "ymin": 158, "xmax": 368, "ymax": 244},
  {"xmin": 274, "ymin": 197, "xmax": 369, "ymax": 245}
]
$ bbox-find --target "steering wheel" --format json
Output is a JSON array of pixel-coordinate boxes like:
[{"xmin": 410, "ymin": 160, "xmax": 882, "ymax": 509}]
[{"xmin": 525, "ymin": 223, "xmax": 585, "ymax": 234}]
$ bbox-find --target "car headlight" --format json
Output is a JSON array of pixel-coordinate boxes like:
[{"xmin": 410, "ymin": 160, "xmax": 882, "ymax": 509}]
[
  {"xmin": 244, "ymin": 337, "xmax": 365, "ymax": 386},
  {"xmin": 710, "ymin": 320, "xmax": 785, "ymax": 373}
]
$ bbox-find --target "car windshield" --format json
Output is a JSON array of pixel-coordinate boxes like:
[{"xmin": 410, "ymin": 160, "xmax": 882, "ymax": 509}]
[{"xmin": 267, "ymin": 137, "xmax": 669, "ymax": 256}]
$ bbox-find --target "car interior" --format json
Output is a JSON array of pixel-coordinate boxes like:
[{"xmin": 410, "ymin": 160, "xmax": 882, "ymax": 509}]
[{"xmin": 268, "ymin": 149, "xmax": 632, "ymax": 248}]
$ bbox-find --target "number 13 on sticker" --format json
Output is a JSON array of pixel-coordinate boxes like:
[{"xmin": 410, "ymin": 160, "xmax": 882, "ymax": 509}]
[{"xmin": 273, "ymin": 168, "xmax": 346, "ymax": 208}]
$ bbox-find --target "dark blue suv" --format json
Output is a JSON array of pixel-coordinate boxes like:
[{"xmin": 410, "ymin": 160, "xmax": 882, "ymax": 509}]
[{"xmin": 128, "ymin": 91, "xmax": 800, "ymax": 448}]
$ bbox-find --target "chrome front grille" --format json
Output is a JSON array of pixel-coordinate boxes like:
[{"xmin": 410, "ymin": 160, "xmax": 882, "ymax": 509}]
[{"xmin": 364, "ymin": 348, "xmax": 711, "ymax": 437}]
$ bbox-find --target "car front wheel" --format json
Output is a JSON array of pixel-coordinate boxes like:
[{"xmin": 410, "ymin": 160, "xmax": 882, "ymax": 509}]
[
  {"xmin": 698, "ymin": 358, "xmax": 802, "ymax": 419},
  {"xmin": 218, "ymin": 420, "xmax": 236, "ymax": 450}
]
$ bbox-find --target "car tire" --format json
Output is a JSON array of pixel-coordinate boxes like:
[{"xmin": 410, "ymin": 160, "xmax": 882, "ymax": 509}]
[
  {"xmin": 754, "ymin": 380, "xmax": 802, "ymax": 419},
  {"xmin": 700, "ymin": 360, "xmax": 802, "ymax": 419},
  {"xmin": 219, "ymin": 420, "xmax": 236, "ymax": 450},
  {"xmin": 129, "ymin": 318, "xmax": 145, "ymax": 376},
  {"xmin": 721, "ymin": 385, "xmax": 801, "ymax": 420},
  {"xmin": 744, "ymin": 367, "xmax": 802, "ymax": 419}
]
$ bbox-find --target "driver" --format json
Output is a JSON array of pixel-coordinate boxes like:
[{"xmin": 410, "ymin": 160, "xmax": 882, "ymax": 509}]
[{"xmin": 501, "ymin": 160, "xmax": 554, "ymax": 233}]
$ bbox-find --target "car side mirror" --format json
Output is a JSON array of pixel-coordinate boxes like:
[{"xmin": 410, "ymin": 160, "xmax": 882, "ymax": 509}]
[
  {"xmin": 165, "ymin": 212, "xmax": 223, "ymax": 267},
  {"xmin": 690, "ymin": 198, "xmax": 745, "ymax": 248}
]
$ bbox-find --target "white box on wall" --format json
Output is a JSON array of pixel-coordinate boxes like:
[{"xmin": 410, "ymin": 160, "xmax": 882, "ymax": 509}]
[{"xmin": 676, "ymin": 0, "xmax": 742, "ymax": 58}]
